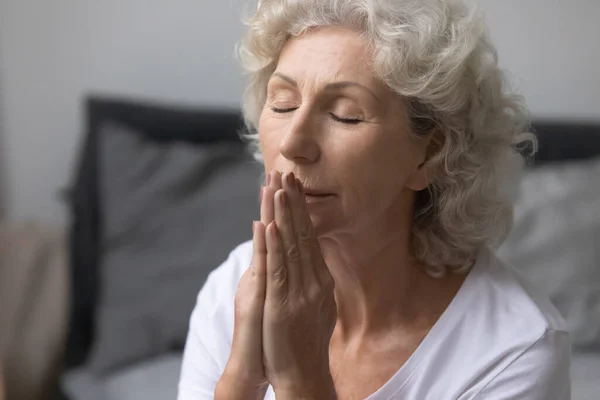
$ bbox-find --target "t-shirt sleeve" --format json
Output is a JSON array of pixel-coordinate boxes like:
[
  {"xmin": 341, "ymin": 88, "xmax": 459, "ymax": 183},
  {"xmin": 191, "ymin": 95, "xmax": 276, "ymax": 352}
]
[
  {"xmin": 472, "ymin": 330, "xmax": 571, "ymax": 400},
  {"xmin": 177, "ymin": 244, "xmax": 248, "ymax": 400}
]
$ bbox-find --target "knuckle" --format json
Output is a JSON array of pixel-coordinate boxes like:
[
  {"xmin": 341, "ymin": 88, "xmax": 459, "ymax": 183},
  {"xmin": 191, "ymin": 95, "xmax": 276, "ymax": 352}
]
[
  {"xmin": 305, "ymin": 285, "xmax": 322, "ymax": 303},
  {"xmin": 286, "ymin": 243, "xmax": 300, "ymax": 261},
  {"xmin": 249, "ymin": 264, "xmax": 257, "ymax": 277},
  {"xmin": 271, "ymin": 263, "xmax": 287, "ymax": 282},
  {"xmin": 250, "ymin": 263, "xmax": 265, "ymax": 279},
  {"xmin": 298, "ymin": 226, "xmax": 311, "ymax": 243}
]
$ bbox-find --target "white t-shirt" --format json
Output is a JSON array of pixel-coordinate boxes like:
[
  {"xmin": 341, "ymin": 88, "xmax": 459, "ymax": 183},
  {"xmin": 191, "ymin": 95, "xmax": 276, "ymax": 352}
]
[{"xmin": 178, "ymin": 241, "xmax": 571, "ymax": 400}]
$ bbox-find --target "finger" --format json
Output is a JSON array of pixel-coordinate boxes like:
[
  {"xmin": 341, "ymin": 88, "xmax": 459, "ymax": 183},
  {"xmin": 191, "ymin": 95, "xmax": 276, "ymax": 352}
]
[
  {"xmin": 251, "ymin": 220, "xmax": 267, "ymax": 285},
  {"xmin": 274, "ymin": 188, "xmax": 302, "ymax": 293},
  {"xmin": 260, "ymin": 186, "xmax": 276, "ymax": 225},
  {"xmin": 269, "ymin": 170, "xmax": 283, "ymax": 191},
  {"xmin": 295, "ymin": 179, "xmax": 332, "ymax": 289},
  {"xmin": 230, "ymin": 221, "xmax": 266, "ymax": 360},
  {"xmin": 265, "ymin": 221, "xmax": 287, "ymax": 300},
  {"xmin": 282, "ymin": 173, "xmax": 317, "ymax": 286},
  {"xmin": 261, "ymin": 170, "xmax": 282, "ymax": 225},
  {"xmin": 248, "ymin": 221, "xmax": 267, "ymax": 315}
]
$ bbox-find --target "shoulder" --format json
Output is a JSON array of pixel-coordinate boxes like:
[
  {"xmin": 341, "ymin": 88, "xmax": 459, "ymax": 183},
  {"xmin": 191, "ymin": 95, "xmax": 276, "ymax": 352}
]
[
  {"xmin": 411, "ymin": 249, "xmax": 571, "ymax": 398},
  {"xmin": 469, "ymin": 329, "xmax": 571, "ymax": 399},
  {"xmin": 453, "ymin": 249, "xmax": 571, "ymax": 398},
  {"xmin": 470, "ymin": 248, "xmax": 569, "ymax": 336},
  {"xmin": 460, "ymin": 248, "xmax": 570, "ymax": 368}
]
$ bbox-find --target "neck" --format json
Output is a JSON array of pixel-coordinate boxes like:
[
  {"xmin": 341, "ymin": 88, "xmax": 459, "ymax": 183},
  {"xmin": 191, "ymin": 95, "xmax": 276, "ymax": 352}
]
[{"xmin": 318, "ymin": 195, "xmax": 464, "ymax": 343}]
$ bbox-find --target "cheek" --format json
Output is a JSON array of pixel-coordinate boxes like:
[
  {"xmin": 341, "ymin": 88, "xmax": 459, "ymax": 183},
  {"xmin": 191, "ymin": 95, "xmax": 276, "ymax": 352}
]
[
  {"xmin": 258, "ymin": 113, "xmax": 285, "ymax": 170},
  {"xmin": 334, "ymin": 128, "xmax": 419, "ymax": 201}
]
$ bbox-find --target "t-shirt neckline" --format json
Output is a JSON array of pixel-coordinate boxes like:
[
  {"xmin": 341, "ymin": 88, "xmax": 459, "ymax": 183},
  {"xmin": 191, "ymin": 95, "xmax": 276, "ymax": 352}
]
[{"xmin": 364, "ymin": 248, "xmax": 488, "ymax": 400}]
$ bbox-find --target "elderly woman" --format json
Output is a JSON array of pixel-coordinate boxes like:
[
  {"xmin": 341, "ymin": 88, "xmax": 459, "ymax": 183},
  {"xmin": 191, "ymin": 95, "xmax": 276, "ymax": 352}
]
[{"xmin": 179, "ymin": 0, "xmax": 570, "ymax": 399}]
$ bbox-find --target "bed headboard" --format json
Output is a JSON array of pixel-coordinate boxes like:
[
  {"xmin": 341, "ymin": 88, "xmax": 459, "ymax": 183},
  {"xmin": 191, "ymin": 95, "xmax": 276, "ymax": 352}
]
[
  {"xmin": 65, "ymin": 97, "xmax": 245, "ymax": 367},
  {"xmin": 532, "ymin": 121, "xmax": 600, "ymax": 165}
]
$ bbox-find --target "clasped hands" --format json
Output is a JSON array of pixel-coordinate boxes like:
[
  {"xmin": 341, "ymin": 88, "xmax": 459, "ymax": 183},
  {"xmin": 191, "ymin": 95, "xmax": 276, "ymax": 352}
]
[{"xmin": 216, "ymin": 171, "xmax": 337, "ymax": 400}]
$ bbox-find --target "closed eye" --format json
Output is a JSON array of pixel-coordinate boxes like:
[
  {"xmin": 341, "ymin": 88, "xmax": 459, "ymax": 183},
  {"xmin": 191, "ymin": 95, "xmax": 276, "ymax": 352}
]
[
  {"xmin": 271, "ymin": 106, "xmax": 298, "ymax": 113},
  {"xmin": 329, "ymin": 113, "xmax": 363, "ymax": 125},
  {"xmin": 270, "ymin": 107, "xmax": 363, "ymax": 125}
]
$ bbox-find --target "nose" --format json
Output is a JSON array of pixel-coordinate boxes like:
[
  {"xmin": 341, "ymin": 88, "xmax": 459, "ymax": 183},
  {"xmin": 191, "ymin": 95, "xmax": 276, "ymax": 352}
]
[{"xmin": 279, "ymin": 109, "xmax": 321, "ymax": 164}]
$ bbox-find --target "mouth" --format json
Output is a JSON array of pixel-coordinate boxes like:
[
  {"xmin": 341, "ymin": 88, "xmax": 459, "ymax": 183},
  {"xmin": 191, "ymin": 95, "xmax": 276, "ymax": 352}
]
[{"xmin": 303, "ymin": 192, "xmax": 336, "ymax": 204}]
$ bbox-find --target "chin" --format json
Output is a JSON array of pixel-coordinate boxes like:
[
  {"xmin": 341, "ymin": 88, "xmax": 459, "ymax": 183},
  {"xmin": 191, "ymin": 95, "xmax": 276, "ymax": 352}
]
[{"xmin": 308, "ymin": 211, "xmax": 341, "ymax": 238}]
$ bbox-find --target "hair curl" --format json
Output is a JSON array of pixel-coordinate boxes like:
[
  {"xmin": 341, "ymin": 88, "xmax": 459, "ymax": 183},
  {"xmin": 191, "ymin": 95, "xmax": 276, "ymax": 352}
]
[{"xmin": 236, "ymin": 0, "xmax": 536, "ymax": 275}]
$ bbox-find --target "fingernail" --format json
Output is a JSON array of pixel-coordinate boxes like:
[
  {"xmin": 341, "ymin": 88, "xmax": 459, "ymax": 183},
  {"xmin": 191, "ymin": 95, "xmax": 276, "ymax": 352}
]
[
  {"xmin": 296, "ymin": 178, "xmax": 303, "ymax": 194},
  {"xmin": 288, "ymin": 172, "xmax": 296, "ymax": 190},
  {"xmin": 267, "ymin": 171, "xmax": 272, "ymax": 186},
  {"xmin": 278, "ymin": 190, "xmax": 287, "ymax": 206},
  {"xmin": 269, "ymin": 221, "xmax": 278, "ymax": 236}
]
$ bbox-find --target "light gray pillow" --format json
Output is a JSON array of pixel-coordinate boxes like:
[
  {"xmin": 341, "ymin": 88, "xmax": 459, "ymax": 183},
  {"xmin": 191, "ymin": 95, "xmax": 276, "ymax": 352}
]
[
  {"xmin": 498, "ymin": 156, "xmax": 600, "ymax": 350},
  {"xmin": 87, "ymin": 122, "xmax": 262, "ymax": 374}
]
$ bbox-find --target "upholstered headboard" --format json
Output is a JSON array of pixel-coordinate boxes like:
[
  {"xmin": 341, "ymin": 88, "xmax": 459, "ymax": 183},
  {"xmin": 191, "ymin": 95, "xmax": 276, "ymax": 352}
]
[
  {"xmin": 532, "ymin": 121, "xmax": 600, "ymax": 165},
  {"xmin": 65, "ymin": 97, "xmax": 245, "ymax": 367}
]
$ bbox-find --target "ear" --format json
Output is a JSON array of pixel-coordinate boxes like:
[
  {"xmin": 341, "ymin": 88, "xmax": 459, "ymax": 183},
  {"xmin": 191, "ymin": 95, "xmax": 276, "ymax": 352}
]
[
  {"xmin": 405, "ymin": 162, "xmax": 429, "ymax": 192},
  {"xmin": 406, "ymin": 130, "xmax": 443, "ymax": 191}
]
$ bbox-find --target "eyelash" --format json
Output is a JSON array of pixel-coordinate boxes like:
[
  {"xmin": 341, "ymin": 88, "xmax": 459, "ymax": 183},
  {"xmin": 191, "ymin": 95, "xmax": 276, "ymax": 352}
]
[{"xmin": 270, "ymin": 107, "xmax": 363, "ymax": 125}]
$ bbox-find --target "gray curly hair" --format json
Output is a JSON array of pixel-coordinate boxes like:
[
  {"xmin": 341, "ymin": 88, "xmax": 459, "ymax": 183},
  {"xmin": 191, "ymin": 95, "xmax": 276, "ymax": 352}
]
[{"xmin": 236, "ymin": 0, "xmax": 536, "ymax": 275}]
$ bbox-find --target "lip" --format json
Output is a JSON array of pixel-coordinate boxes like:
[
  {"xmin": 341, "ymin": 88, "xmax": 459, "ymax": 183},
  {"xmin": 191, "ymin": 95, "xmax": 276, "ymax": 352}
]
[
  {"xmin": 303, "ymin": 193, "xmax": 336, "ymax": 204},
  {"xmin": 297, "ymin": 182, "xmax": 334, "ymax": 197},
  {"xmin": 303, "ymin": 189, "xmax": 333, "ymax": 196}
]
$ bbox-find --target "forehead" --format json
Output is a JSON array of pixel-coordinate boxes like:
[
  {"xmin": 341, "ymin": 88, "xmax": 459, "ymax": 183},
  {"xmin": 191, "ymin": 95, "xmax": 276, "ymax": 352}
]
[{"xmin": 276, "ymin": 27, "xmax": 375, "ymax": 85}]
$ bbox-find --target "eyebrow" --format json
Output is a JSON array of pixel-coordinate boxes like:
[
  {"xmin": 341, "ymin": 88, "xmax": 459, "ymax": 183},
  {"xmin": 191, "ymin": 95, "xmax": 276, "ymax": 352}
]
[{"xmin": 270, "ymin": 72, "xmax": 381, "ymax": 103}]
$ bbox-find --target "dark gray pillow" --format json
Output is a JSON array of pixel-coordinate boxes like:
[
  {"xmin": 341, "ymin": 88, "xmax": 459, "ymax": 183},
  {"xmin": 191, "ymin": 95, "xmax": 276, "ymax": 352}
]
[{"xmin": 87, "ymin": 122, "xmax": 262, "ymax": 374}]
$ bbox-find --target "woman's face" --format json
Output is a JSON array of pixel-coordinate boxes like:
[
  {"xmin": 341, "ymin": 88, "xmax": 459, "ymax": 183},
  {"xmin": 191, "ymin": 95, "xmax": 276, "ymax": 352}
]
[{"xmin": 259, "ymin": 27, "xmax": 430, "ymax": 237}]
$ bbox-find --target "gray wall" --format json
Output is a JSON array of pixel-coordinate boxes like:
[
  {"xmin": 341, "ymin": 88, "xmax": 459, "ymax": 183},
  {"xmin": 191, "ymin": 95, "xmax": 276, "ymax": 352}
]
[
  {"xmin": 0, "ymin": 0, "xmax": 598, "ymax": 225},
  {"xmin": 0, "ymin": 0, "xmax": 247, "ymax": 224},
  {"xmin": 481, "ymin": 0, "xmax": 600, "ymax": 120}
]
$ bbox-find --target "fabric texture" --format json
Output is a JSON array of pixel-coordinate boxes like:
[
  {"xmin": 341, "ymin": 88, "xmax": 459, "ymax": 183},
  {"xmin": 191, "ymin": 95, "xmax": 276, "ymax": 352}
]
[
  {"xmin": 0, "ymin": 222, "xmax": 69, "ymax": 400},
  {"xmin": 86, "ymin": 122, "xmax": 262, "ymax": 374},
  {"xmin": 498, "ymin": 156, "xmax": 600, "ymax": 350},
  {"xmin": 178, "ymin": 241, "xmax": 570, "ymax": 400}
]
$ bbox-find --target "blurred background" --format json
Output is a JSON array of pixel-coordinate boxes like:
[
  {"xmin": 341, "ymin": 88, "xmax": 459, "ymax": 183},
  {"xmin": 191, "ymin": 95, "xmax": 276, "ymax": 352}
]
[
  {"xmin": 0, "ymin": 0, "xmax": 599, "ymax": 225},
  {"xmin": 0, "ymin": 0, "xmax": 598, "ymax": 399}
]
